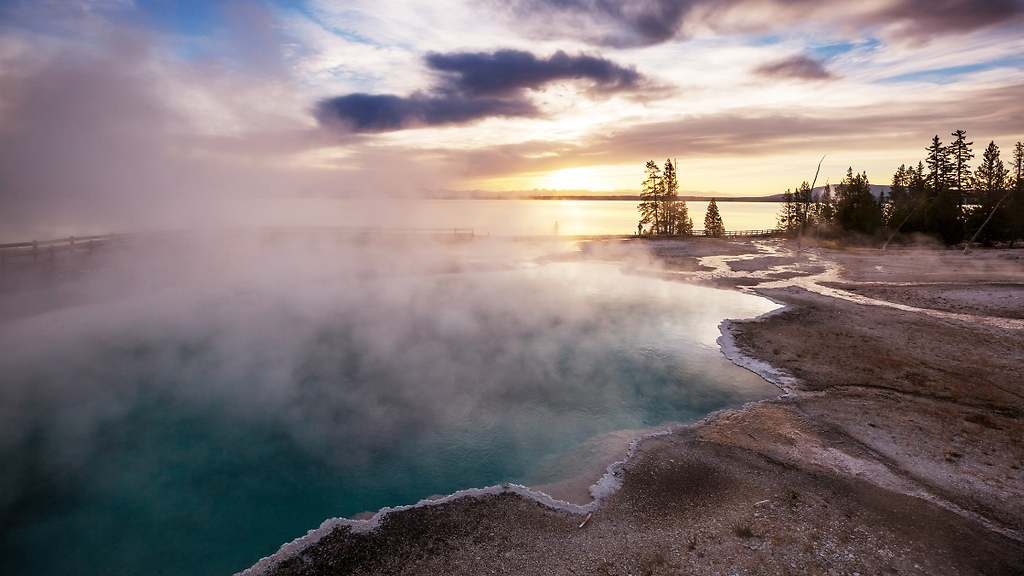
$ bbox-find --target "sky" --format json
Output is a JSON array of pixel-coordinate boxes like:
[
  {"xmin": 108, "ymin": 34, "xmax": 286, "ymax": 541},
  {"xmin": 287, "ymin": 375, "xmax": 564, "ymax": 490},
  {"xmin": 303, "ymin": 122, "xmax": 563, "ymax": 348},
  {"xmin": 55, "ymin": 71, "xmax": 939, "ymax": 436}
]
[{"xmin": 1, "ymin": 0, "xmax": 1023, "ymax": 219}]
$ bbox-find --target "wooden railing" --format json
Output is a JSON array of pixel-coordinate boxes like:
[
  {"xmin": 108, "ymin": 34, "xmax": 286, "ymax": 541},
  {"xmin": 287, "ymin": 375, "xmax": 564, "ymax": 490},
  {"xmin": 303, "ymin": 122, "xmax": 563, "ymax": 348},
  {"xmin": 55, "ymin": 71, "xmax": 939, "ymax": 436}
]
[
  {"xmin": 0, "ymin": 234, "xmax": 122, "ymax": 264},
  {"xmin": 689, "ymin": 229, "xmax": 783, "ymax": 238}
]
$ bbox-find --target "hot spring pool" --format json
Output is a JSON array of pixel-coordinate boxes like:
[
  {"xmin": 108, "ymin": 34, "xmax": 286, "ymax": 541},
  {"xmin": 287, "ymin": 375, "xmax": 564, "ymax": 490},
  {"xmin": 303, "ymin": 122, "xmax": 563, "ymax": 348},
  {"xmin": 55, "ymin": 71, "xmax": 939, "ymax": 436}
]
[{"xmin": 0, "ymin": 254, "xmax": 780, "ymax": 576}]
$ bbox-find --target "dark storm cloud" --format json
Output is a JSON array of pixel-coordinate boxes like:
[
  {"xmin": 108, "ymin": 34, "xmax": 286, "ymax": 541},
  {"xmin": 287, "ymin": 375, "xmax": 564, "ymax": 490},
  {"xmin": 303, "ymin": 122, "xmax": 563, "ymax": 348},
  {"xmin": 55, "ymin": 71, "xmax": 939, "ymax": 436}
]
[
  {"xmin": 500, "ymin": 0, "xmax": 1024, "ymax": 47},
  {"xmin": 425, "ymin": 49, "xmax": 644, "ymax": 95},
  {"xmin": 315, "ymin": 92, "xmax": 537, "ymax": 132},
  {"xmin": 316, "ymin": 49, "xmax": 648, "ymax": 133},
  {"xmin": 755, "ymin": 55, "xmax": 835, "ymax": 81}
]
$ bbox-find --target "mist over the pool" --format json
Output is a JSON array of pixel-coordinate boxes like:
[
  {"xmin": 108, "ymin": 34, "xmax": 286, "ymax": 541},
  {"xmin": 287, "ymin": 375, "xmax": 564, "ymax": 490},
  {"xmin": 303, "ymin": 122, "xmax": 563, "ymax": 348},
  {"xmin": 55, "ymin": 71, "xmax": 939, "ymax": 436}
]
[{"xmin": 0, "ymin": 234, "xmax": 780, "ymax": 575}]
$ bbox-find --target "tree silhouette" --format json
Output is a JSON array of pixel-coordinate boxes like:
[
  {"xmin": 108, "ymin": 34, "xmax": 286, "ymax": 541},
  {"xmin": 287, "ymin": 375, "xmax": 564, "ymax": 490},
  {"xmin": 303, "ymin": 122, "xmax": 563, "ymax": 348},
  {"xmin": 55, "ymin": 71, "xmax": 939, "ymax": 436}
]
[
  {"xmin": 777, "ymin": 188, "xmax": 798, "ymax": 232},
  {"xmin": 795, "ymin": 181, "xmax": 813, "ymax": 234},
  {"xmin": 637, "ymin": 159, "xmax": 691, "ymax": 236},
  {"xmin": 905, "ymin": 162, "xmax": 930, "ymax": 233},
  {"xmin": 967, "ymin": 141, "xmax": 1010, "ymax": 245},
  {"xmin": 1015, "ymin": 142, "xmax": 1024, "ymax": 185},
  {"xmin": 704, "ymin": 198, "xmax": 725, "ymax": 237},
  {"xmin": 921, "ymin": 135, "xmax": 964, "ymax": 244},
  {"xmin": 949, "ymin": 129, "xmax": 975, "ymax": 196},
  {"xmin": 815, "ymin": 183, "xmax": 836, "ymax": 225},
  {"xmin": 1012, "ymin": 142, "xmax": 1024, "ymax": 246},
  {"xmin": 835, "ymin": 168, "xmax": 881, "ymax": 234},
  {"xmin": 637, "ymin": 160, "xmax": 662, "ymax": 235},
  {"xmin": 925, "ymin": 135, "xmax": 952, "ymax": 194},
  {"xmin": 661, "ymin": 159, "xmax": 692, "ymax": 235}
]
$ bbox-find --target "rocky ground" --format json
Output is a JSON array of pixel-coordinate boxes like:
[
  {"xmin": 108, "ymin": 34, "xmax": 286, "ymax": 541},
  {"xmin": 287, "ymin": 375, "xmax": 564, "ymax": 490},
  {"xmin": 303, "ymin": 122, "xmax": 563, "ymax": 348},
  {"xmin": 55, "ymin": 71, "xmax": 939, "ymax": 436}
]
[{"xmin": 259, "ymin": 239, "xmax": 1024, "ymax": 576}]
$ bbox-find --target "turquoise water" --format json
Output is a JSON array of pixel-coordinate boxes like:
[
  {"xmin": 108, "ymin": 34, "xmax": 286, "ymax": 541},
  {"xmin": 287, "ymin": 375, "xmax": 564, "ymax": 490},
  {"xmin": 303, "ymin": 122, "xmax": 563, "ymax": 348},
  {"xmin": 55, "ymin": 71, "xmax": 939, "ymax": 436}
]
[{"xmin": 0, "ymin": 258, "xmax": 778, "ymax": 575}]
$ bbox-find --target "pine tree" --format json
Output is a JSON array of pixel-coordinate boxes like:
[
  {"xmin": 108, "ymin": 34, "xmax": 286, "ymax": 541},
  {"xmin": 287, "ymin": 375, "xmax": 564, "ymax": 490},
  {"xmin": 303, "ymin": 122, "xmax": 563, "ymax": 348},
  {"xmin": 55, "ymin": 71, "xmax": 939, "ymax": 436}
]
[
  {"xmin": 887, "ymin": 164, "xmax": 908, "ymax": 227},
  {"xmin": 704, "ymin": 198, "xmax": 725, "ymax": 237},
  {"xmin": 923, "ymin": 136, "xmax": 963, "ymax": 244},
  {"xmin": 1012, "ymin": 142, "xmax": 1024, "ymax": 245},
  {"xmin": 906, "ymin": 161, "xmax": 929, "ymax": 233},
  {"xmin": 776, "ymin": 188, "xmax": 798, "ymax": 233},
  {"xmin": 974, "ymin": 141, "xmax": 1009, "ymax": 193},
  {"xmin": 661, "ymin": 159, "xmax": 692, "ymax": 235},
  {"xmin": 661, "ymin": 158, "xmax": 677, "ymax": 235},
  {"xmin": 676, "ymin": 199, "xmax": 694, "ymax": 236},
  {"xmin": 637, "ymin": 160, "xmax": 662, "ymax": 235},
  {"xmin": 795, "ymin": 181, "xmax": 813, "ymax": 233},
  {"xmin": 968, "ymin": 141, "xmax": 1010, "ymax": 244},
  {"xmin": 949, "ymin": 129, "xmax": 975, "ymax": 196},
  {"xmin": 925, "ymin": 135, "xmax": 952, "ymax": 195},
  {"xmin": 815, "ymin": 183, "xmax": 835, "ymax": 225},
  {"xmin": 835, "ymin": 168, "xmax": 881, "ymax": 234},
  {"xmin": 1013, "ymin": 141, "xmax": 1023, "ymax": 186}
]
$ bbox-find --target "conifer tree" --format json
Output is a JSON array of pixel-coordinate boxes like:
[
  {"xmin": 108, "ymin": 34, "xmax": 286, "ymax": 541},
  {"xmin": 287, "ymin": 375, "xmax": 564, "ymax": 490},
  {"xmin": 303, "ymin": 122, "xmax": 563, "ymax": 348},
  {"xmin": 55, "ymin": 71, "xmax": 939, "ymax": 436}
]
[
  {"xmin": 704, "ymin": 198, "xmax": 725, "ymax": 237},
  {"xmin": 924, "ymin": 136, "xmax": 963, "ymax": 244},
  {"xmin": 887, "ymin": 164, "xmax": 910, "ymax": 229},
  {"xmin": 1015, "ymin": 142, "xmax": 1024, "ymax": 186},
  {"xmin": 905, "ymin": 161, "xmax": 929, "ymax": 233},
  {"xmin": 835, "ymin": 168, "xmax": 881, "ymax": 234},
  {"xmin": 777, "ymin": 188, "xmax": 798, "ymax": 233},
  {"xmin": 925, "ymin": 135, "xmax": 952, "ymax": 194},
  {"xmin": 661, "ymin": 159, "xmax": 692, "ymax": 235},
  {"xmin": 968, "ymin": 141, "xmax": 1010, "ymax": 244},
  {"xmin": 796, "ymin": 181, "xmax": 813, "ymax": 232},
  {"xmin": 974, "ymin": 141, "xmax": 1009, "ymax": 193},
  {"xmin": 1012, "ymin": 142, "xmax": 1024, "ymax": 245},
  {"xmin": 637, "ymin": 160, "xmax": 662, "ymax": 235},
  {"xmin": 815, "ymin": 183, "xmax": 835, "ymax": 225},
  {"xmin": 949, "ymin": 129, "xmax": 975, "ymax": 195},
  {"xmin": 661, "ymin": 158, "xmax": 677, "ymax": 235}
]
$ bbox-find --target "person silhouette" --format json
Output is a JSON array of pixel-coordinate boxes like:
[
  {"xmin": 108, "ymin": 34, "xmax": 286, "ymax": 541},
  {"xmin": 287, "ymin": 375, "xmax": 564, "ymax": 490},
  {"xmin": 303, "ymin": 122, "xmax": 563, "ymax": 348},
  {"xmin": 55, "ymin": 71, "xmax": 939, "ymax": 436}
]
[{"xmin": 637, "ymin": 222, "xmax": 643, "ymax": 236}]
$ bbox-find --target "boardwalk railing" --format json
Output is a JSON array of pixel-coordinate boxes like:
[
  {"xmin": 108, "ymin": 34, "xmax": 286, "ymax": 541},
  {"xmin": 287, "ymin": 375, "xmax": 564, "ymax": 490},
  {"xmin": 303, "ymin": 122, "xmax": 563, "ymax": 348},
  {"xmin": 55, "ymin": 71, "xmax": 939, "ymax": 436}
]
[
  {"xmin": 0, "ymin": 234, "xmax": 121, "ymax": 264},
  {"xmin": 686, "ymin": 229, "xmax": 783, "ymax": 238}
]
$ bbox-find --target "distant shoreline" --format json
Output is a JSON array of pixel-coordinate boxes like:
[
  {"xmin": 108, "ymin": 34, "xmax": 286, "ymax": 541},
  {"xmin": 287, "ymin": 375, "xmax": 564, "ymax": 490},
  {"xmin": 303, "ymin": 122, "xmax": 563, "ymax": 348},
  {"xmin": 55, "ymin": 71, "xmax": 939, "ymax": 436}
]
[{"xmin": 430, "ymin": 194, "xmax": 785, "ymax": 202}]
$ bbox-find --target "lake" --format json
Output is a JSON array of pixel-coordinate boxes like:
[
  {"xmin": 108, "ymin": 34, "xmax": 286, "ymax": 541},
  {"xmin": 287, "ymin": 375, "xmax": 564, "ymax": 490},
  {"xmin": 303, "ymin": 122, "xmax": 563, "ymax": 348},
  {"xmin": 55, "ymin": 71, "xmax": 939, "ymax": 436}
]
[
  {"xmin": 252, "ymin": 199, "xmax": 782, "ymax": 237},
  {"xmin": 0, "ymin": 239, "xmax": 780, "ymax": 575},
  {"xmin": 5, "ymin": 199, "xmax": 782, "ymax": 243}
]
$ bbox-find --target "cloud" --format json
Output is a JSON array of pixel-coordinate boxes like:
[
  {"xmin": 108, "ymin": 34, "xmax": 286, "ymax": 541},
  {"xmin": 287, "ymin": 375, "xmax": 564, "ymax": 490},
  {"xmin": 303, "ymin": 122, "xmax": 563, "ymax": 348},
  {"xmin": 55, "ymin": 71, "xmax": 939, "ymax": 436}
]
[
  {"xmin": 425, "ymin": 48, "xmax": 644, "ymax": 95},
  {"xmin": 501, "ymin": 0, "xmax": 1024, "ymax": 47},
  {"xmin": 0, "ymin": 23, "xmax": 448, "ymax": 239},
  {"xmin": 880, "ymin": 0, "xmax": 1024, "ymax": 39},
  {"xmin": 315, "ymin": 92, "xmax": 536, "ymax": 132},
  {"xmin": 754, "ymin": 55, "xmax": 835, "ymax": 80},
  {"xmin": 437, "ymin": 82, "xmax": 1024, "ymax": 179},
  {"xmin": 316, "ymin": 49, "xmax": 648, "ymax": 132}
]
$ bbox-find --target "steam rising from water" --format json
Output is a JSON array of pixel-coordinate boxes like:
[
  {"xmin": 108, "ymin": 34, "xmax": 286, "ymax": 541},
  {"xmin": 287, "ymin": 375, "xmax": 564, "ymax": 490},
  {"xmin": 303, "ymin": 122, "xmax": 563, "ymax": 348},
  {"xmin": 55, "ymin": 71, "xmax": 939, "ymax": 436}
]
[{"xmin": 0, "ymin": 235, "xmax": 778, "ymax": 575}]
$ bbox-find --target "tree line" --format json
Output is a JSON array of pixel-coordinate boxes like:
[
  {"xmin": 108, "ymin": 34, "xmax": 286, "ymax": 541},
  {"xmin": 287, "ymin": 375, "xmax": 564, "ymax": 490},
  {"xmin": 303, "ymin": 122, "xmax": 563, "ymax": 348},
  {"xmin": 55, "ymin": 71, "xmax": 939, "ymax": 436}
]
[
  {"xmin": 637, "ymin": 159, "xmax": 725, "ymax": 237},
  {"xmin": 777, "ymin": 131, "xmax": 1024, "ymax": 245}
]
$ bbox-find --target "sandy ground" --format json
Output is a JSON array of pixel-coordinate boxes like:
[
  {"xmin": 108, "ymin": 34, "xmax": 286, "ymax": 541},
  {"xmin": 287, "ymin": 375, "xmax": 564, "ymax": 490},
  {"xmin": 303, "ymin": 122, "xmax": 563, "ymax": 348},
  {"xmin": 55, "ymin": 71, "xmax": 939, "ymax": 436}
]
[{"xmin": 260, "ymin": 238, "xmax": 1024, "ymax": 576}]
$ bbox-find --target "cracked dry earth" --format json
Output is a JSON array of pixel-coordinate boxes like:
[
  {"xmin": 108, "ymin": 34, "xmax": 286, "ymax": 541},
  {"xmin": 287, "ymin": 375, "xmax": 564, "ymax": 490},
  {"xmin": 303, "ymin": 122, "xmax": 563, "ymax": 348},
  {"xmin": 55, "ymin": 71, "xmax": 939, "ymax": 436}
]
[{"xmin": 259, "ymin": 240, "xmax": 1024, "ymax": 576}]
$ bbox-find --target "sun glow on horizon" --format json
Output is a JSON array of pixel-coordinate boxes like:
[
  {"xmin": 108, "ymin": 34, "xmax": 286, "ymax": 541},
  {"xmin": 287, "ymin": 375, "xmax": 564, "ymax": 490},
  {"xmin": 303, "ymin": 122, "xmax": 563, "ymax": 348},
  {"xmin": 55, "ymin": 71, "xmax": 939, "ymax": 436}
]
[
  {"xmin": 533, "ymin": 165, "xmax": 636, "ymax": 192},
  {"xmin": 537, "ymin": 167, "xmax": 613, "ymax": 191}
]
